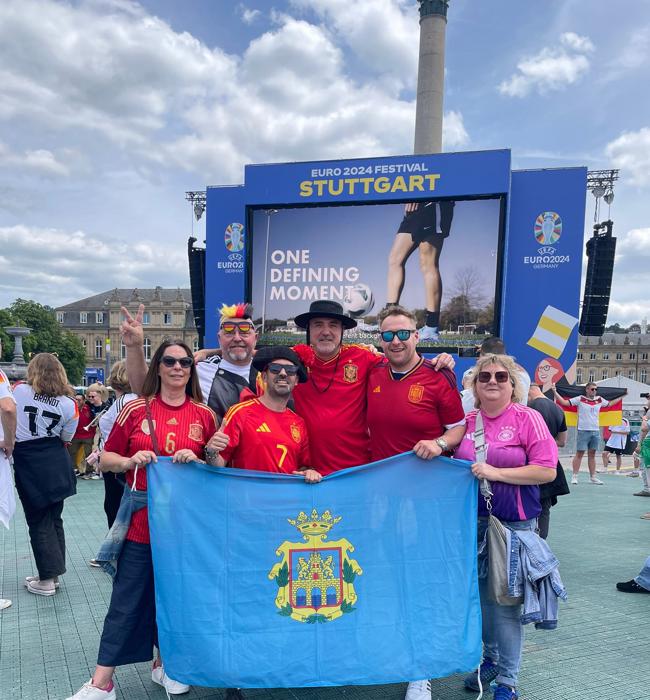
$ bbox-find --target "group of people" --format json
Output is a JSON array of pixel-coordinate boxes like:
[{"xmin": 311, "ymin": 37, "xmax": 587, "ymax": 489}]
[{"xmin": 0, "ymin": 298, "xmax": 582, "ymax": 700}]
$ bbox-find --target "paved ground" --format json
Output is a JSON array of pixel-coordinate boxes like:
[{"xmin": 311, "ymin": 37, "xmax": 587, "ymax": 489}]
[{"xmin": 1, "ymin": 462, "xmax": 648, "ymax": 700}]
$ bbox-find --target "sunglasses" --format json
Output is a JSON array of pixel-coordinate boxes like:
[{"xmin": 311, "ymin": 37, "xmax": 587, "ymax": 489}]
[
  {"xmin": 477, "ymin": 371, "xmax": 510, "ymax": 383},
  {"xmin": 266, "ymin": 363, "xmax": 299, "ymax": 376},
  {"xmin": 160, "ymin": 356, "xmax": 193, "ymax": 369},
  {"xmin": 220, "ymin": 321, "xmax": 254, "ymax": 335},
  {"xmin": 379, "ymin": 329, "xmax": 414, "ymax": 342}
]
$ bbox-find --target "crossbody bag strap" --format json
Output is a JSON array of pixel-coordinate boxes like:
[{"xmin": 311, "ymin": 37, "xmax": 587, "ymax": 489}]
[
  {"xmin": 474, "ymin": 412, "xmax": 494, "ymax": 509},
  {"xmin": 144, "ymin": 398, "xmax": 161, "ymax": 456}
]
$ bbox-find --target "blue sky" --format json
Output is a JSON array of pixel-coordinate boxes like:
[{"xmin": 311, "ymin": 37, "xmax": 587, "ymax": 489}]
[{"xmin": 1, "ymin": 0, "xmax": 648, "ymax": 324}]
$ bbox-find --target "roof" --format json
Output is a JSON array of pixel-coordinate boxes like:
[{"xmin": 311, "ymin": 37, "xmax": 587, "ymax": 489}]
[
  {"xmin": 579, "ymin": 333, "xmax": 650, "ymax": 346},
  {"xmin": 56, "ymin": 287, "xmax": 191, "ymax": 311}
]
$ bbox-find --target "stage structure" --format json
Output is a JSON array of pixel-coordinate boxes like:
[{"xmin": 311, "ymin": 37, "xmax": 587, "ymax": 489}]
[{"xmin": 202, "ymin": 149, "xmax": 587, "ymax": 381}]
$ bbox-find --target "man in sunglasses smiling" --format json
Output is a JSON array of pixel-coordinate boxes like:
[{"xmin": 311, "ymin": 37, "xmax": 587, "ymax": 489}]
[{"xmin": 367, "ymin": 305, "xmax": 465, "ymax": 465}]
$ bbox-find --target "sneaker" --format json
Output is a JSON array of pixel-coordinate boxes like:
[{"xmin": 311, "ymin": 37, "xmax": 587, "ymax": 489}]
[
  {"xmin": 90, "ymin": 473, "xmax": 102, "ymax": 480},
  {"xmin": 633, "ymin": 491, "xmax": 650, "ymax": 497},
  {"xmin": 65, "ymin": 681, "xmax": 116, "ymax": 700},
  {"xmin": 418, "ymin": 326, "xmax": 439, "ymax": 342},
  {"xmin": 616, "ymin": 579, "xmax": 650, "ymax": 594},
  {"xmin": 571, "ymin": 474, "xmax": 578, "ymax": 485},
  {"xmin": 464, "ymin": 657, "xmax": 498, "ymax": 691},
  {"xmin": 0, "ymin": 598, "xmax": 11, "ymax": 610},
  {"xmin": 641, "ymin": 513, "xmax": 650, "ymax": 520},
  {"xmin": 405, "ymin": 679, "xmax": 431, "ymax": 700},
  {"xmin": 151, "ymin": 666, "xmax": 190, "ymax": 694},
  {"xmin": 24, "ymin": 575, "xmax": 60, "ymax": 589},
  {"xmin": 26, "ymin": 578, "xmax": 56, "ymax": 596},
  {"xmin": 493, "ymin": 685, "xmax": 518, "ymax": 700},
  {"xmin": 89, "ymin": 559, "xmax": 102, "ymax": 568},
  {"xmin": 589, "ymin": 477, "xmax": 604, "ymax": 485}
]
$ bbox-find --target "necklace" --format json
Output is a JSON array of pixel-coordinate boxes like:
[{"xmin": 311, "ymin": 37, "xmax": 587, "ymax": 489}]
[{"xmin": 309, "ymin": 350, "xmax": 342, "ymax": 394}]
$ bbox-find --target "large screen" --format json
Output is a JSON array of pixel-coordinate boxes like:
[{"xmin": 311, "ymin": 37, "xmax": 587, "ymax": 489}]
[{"xmin": 249, "ymin": 196, "xmax": 504, "ymax": 347}]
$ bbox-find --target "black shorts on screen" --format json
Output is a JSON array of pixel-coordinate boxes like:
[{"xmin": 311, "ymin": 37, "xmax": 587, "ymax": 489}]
[{"xmin": 398, "ymin": 200, "xmax": 455, "ymax": 245}]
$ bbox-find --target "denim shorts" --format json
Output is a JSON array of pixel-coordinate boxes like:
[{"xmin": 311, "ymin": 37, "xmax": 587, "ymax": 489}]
[{"xmin": 576, "ymin": 429, "xmax": 600, "ymax": 451}]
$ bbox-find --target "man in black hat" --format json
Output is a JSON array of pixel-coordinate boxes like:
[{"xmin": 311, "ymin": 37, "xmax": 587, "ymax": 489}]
[{"xmin": 206, "ymin": 347, "xmax": 320, "ymax": 482}]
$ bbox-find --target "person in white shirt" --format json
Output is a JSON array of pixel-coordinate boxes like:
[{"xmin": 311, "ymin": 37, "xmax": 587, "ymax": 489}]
[
  {"xmin": 553, "ymin": 382, "xmax": 609, "ymax": 485},
  {"xmin": 600, "ymin": 418, "xmax": 630, "ymax": 472},
  {"xmin": 0, "ymin": 368, "xmax": 16, "ymax": 610}
]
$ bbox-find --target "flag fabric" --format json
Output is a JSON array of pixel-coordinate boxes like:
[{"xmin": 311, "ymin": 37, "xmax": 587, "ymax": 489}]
[
  {"xmin": 527, "ymin": 305, "xmax": 579, "ymax": 359},
  {"xmin": 554, "ymin": 385, "xmax": 626, "ymax": 427},
  {"xmin": 147, "ymin": 453, "xmax": 482, "ymax": 689}
]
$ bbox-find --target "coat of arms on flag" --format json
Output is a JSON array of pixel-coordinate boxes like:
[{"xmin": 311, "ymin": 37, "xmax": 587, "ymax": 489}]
[{"xmin": 269, "ymin": 509, "xmax": 362, "ymax": 623}]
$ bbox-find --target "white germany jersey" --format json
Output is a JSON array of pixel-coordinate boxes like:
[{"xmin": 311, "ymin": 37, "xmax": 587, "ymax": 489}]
[{"xmin": 13, "ymin": 383, "xmax": 79, "ymax": 443}]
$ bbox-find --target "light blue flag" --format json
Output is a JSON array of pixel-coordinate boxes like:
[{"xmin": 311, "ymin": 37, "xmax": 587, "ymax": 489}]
[{"xmin": 148, "ymin": 453, "xmax": 481, "ymax": 688}]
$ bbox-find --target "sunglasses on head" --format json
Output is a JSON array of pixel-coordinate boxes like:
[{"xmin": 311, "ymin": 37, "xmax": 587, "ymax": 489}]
[
  {"xmin": 160, "ymin": 356, "xmax": 193, "ymax": 368},
  {"xmin": 266, "ymin": 362, "xmax": 299, "ymax": 376},
  {"xmin": 220, "ymin": 321, "xmax": 254, "ymax": 335},
  {"xmin": 477, "ymin": 371, "xmax": 510, "ymax": 383},
  {"xmin": 379, "ymin": 329, "xmax": 414, "ymax": 342}
]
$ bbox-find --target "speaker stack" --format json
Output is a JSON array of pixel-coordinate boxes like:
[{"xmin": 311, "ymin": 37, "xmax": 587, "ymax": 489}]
[{"xmin": 578, "ymin": 221, "xmax": 616, "ymax": 337}]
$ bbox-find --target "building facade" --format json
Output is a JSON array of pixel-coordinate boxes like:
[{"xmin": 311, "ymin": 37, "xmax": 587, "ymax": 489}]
[
  {"xmin": 577, "ymin": 330, "xmax": 650, "ymax": 386},
  {"xmin": 55, "ymin": 287, "xmax": 198, "ymax": 383}
]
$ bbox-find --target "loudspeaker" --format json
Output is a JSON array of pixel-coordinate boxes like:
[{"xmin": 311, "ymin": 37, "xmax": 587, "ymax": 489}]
[
  {"xmin": 579, "ymin": 221, "xmax": 616, "ymax": 337},
  {"xmin": 187, "ymin": 237, "xmax": 206, "ymax": 348}
]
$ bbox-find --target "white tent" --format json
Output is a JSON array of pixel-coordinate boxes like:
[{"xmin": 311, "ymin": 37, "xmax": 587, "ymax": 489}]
[{"xmin": 596, "ymin": 376, "xmax": 650, "ymax": 419}]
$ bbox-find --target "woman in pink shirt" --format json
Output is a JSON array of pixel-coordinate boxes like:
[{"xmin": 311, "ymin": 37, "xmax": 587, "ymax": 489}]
[{"xmin": 455, "ymin": 354, "xmax": 557, "ymax": 700}]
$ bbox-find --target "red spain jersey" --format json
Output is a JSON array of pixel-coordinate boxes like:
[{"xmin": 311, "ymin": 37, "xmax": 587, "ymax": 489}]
[
  {"xmin": 367, "ymin": 357, "xmax": 465, "ymax": 462},
  {"xmin": 292, "ymin": 344, "xmax": 381, "ymax": 474},
  {"xmin": 220, "ymin": 398, "xmax": 311, "ymax": 472},
  {"xmin": 104, "ymin": 395, "xmax": 218, "ymax": 543}
]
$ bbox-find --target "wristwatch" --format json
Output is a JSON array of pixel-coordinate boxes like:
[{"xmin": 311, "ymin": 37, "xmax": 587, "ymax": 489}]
[{"xmin": 435, "ymin": 437, "xmax": 449, "ymax": 452}]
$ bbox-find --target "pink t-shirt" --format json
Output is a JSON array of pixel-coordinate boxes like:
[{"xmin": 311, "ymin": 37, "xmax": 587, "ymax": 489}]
[{"xmin": 455, "ymin": 403, "xmax": 557, "ymax": 521}]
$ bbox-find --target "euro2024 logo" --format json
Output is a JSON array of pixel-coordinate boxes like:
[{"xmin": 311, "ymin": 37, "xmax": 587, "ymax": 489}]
[
  {"xmin": 524, "ymin": 211, "xmax": 570, "ymax": 269},
  {"xmin": 219, "ymin": 223, "xmax": 245, "ymax": 273}
]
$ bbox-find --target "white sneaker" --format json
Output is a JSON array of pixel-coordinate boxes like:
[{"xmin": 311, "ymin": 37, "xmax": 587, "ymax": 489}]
[
  {"xmin": 0, "ymin": 598, "xmax": 11, "ymax": 610},
  {"xmin": 405, "ymin": 679, "xmax": 432, "ymax": 700},
  {"xmin": 25, "ymin": 575, "xmax": 60, "ymax": 589},
  {"xmin": 590, "ymin": 477, "xmax": 604, "ymax": 485},
  {"xmin": 418, "ymin": 326, "xmax": 439, "ymax": 342},
  {"xmin": 152, "ymin": 666, "xmax": 190, "ymax": 694},
  {"xmin": 571, "ymin": 475, "xmax": 578, "ymax": 485},
  {"xmin": 26, "ymin": 578, "xmax": 56, "ymax": 596},
  {"xmin": 596, "ymin": 467, "xmax": 607, "ymax": 473},
  {"xmin": 65, "ymin": 681, "xmax": 116, "ymax": 700}
]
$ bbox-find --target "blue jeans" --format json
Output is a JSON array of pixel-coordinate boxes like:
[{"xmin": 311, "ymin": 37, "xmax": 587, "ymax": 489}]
[
  {"xmin": 478, "ymin": 517, "xmax": 536, "ymax": 689},
  {"xmin": 635, "ymin": 556, "xmax": 650, "ymax": 591},
  {"xmin": 576, "ymin": 430, "xmax": 599, "ymax": 451}
]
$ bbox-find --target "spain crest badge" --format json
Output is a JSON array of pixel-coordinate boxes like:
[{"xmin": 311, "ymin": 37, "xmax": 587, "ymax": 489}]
[
  {"xmin": 343, "ymin": 363, "xmax": 358, "ymax": 383},
  {"xmin": 268, "ymin": 509, "xmax": 363, "ymax": 624}
]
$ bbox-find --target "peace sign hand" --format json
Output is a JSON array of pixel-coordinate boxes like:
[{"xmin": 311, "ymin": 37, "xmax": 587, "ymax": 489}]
[{"xmin": 120, "ymin": 304, "xmax": 145, "ymax": 348}]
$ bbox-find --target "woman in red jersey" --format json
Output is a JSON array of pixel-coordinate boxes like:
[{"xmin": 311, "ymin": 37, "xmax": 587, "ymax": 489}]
[{"xmin": 67, "ymin": 340, "xmax": 219, "ymax": 700}]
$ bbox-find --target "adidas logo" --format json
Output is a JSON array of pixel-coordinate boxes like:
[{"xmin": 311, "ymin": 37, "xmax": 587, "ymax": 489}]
[
  {"xmin": 167, "ymin": 417, "xmax": 179, "ymax": 425},
  {"xmin": 256, "ymin": 422, "xmax": 271, "ymax": 433},
  {"xmin": 372, "ymin": 386, "xmax": 381, "ymax": 393}
]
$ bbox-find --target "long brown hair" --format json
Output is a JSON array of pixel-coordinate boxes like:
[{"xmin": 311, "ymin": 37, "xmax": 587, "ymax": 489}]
[
  {"xmin": 27, "ymin": 353, "xmax": 70, "ymax": 397},
  {"xmin": 141, "ymin": 339, "xmax": 203, "ymax": 402}
]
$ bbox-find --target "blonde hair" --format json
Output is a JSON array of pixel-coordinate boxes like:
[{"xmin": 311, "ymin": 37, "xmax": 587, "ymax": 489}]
[
  {"xmin": 86, "ymin": 382, "xmax": 108, "ymax": 402},
  {"xmin": 471, "ymin": 354, "xmax": 525, "ymax": 408},
  {"xmin": 107, "ymin": 361, "xmax": 131, "ymax": 395},
  {"xmin": 27, "ymin": 354, "xmax": 70, "ymax": 397}
]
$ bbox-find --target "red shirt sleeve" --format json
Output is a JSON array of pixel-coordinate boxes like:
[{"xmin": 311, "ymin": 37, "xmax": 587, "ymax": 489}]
[
  {"xmin": 299, "ymin": 427, "xmax": 312, "ymax": 470},
  {"xmin": 436, "ymin": 368, "xmax": 466, "ymax": 427}
]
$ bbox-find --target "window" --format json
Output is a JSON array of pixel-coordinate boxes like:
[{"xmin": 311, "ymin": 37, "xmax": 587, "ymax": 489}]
[
  {"xmin": 80, "ymin": 312, "xmax": 88, "ymax": 324},
  {"xmin": 640, "ymin": 369, "xmax": 647, "ymax": 383},
  {"xmin": 143, "ymin": 312, "xmax": 150, "ymax": 325},
  {"xmin": 602, "ymin": 352, "xmax": 609, "ymax": 360},
  {"xmin": 56, "ymin": 312, "xmax": 64, "ymax": 323},
  {"xmin": 144, "ymin": 338, "xmax": 152, "ymax": 361},
  {"xmin": 576, "ymin": 369, "xmax": 583, "ymax": 383},
  {"xmin": 589, "ymin": 352, "xmax": 597, "ymax": 360},
  {"xmin": 96, "ymin": 311, "xmax": 104, "ymax": 324},
  {"xmin": 588, "ymin": 369, "xmax": 595, "ymax": 383},
  {"xmin": 193, "ymin": 338, "xmax": 200, "ymax": 353},
  {"xmin": 601, "ymin": 369, "xmax": 608, "ymax": 380},
  {"xmin": 615, "ymin": 370, "xmax": 621, "ymax": 377},
  {"xmin": 576, "ymin": 352, "xmax": 583, "ymax": 360},
  {"xmin": 95, "ymin": 339, "xmax": 103, "ymax": 360},
  {"xmin": 120, "ymin": 341, "xmax": 126, "ymax": 360},
  {"xmin": 163, "ymin": 312, "xmax": 172, "ymax": 325},
  {"xmin": 642, "ymin": 353, "xmax": 648, "ymax": 361},
  {"xmin": 628, "ymin": 369, "xmax": 635, "ymax": 380},
  {"xmin": 629, "ymin": 352, "xmax": 636, "ymax": 360}
]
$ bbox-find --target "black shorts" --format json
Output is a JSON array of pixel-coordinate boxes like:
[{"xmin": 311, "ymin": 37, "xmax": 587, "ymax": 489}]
[
  {"xmin": 604, "ymin": 445, "xmax": 625, "ymax": 455},
  {"xmin": 398, "ymin": 200, "xmax": 454, "ymax": 245}
]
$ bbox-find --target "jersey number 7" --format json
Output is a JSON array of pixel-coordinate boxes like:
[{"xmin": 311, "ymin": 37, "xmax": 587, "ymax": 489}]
[{"xmin": 24, "ymin": 406, "xmax": 61, "ymax": 437}]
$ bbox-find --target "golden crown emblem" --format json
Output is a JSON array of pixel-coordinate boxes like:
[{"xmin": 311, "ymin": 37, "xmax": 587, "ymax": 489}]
[{"xmin": 287, "ymin": 509, "xmax": 342, "ymax": 536}]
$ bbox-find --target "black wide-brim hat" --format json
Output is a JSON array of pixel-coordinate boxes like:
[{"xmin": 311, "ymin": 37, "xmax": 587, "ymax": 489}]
[
  {"xmin": 293, "ymin": 300, "xmax": 357, "ymax": 330},
  {"xmin": 252, "ymin": 346, "xmax": 308, "ymax": 383}
]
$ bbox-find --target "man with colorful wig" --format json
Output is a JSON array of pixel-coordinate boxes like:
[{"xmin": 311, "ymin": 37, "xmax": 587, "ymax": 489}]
[{"xmin": 121, "ymin": 302, "xmax": 260, "ymax": 423}]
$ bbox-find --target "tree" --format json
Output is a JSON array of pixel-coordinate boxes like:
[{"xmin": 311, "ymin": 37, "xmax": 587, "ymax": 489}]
[{"xmin": 2, "ymin": 299, "xmax": 85, "ymax": 384}]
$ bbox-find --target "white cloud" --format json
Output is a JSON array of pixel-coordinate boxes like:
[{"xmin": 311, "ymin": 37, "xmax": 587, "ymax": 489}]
[
  {"xmin": 499, "ymin": 32, "xmax": 593, "ymax": 98},
  {"xmin": 239, "ymin": 5, "xmax": 261, "ymax": 24},
  {"xmin": 616, "ymin": 227, "xmax": 650, "ymax": 255},
  {"xmin": 0, "ymin": 225, "xmax": 188, "ymax": 306},
  {"xmin": 605, "ymin": 128, "xmax": 650, "ymax": 187},
  {"xmin": 0, "ymin": 142, "xmax": 70, "ymax": 176},
  {"xmin": 442, "ymin": 110, "xmax": 469, "ymax": 150}
]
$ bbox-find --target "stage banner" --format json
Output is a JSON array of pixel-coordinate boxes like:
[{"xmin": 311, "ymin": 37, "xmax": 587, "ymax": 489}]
[{"xmin": 148, "ymin": 454, "xmax": 481, "ymax": 689}]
